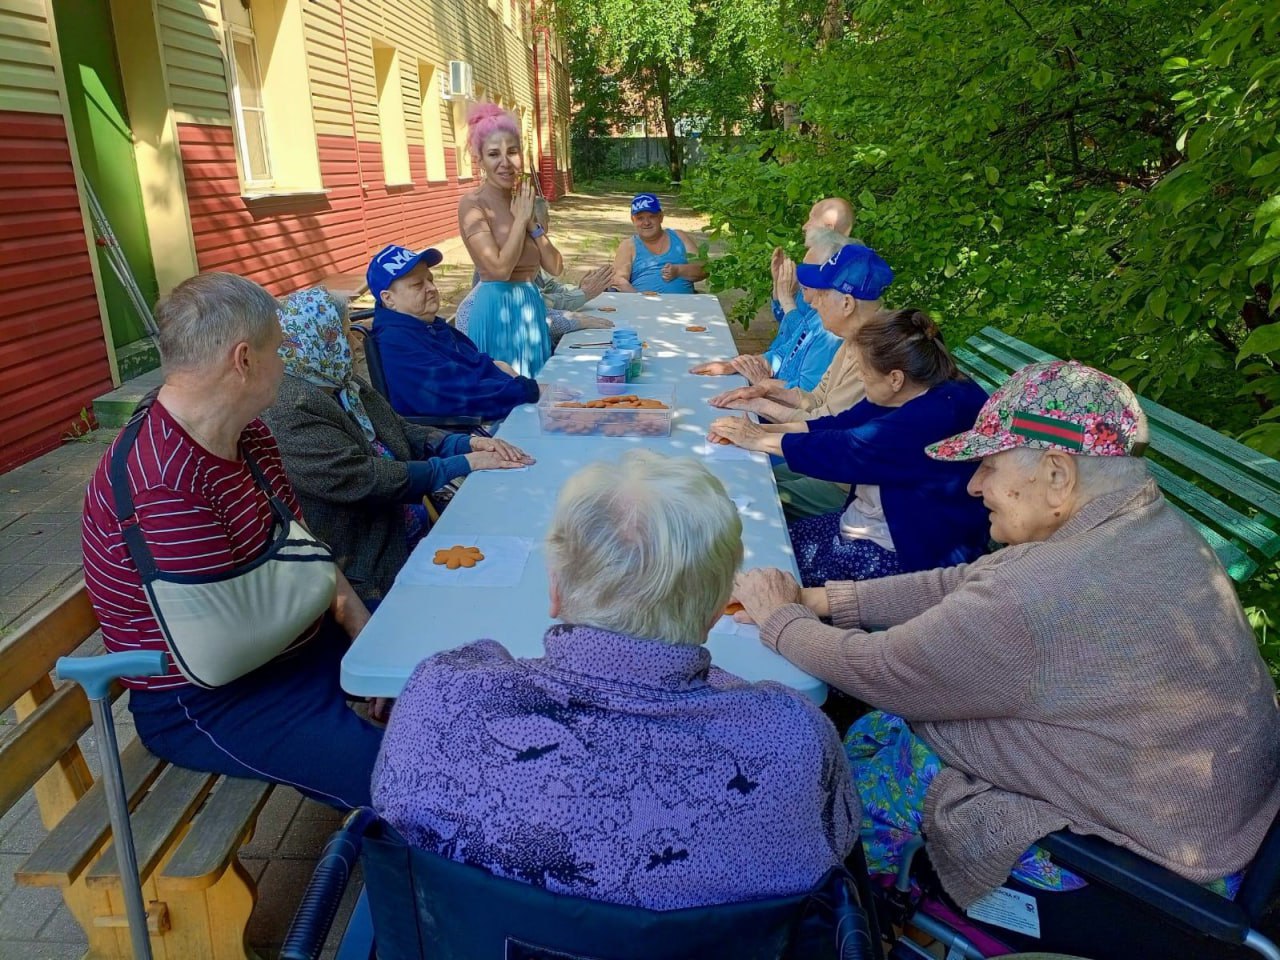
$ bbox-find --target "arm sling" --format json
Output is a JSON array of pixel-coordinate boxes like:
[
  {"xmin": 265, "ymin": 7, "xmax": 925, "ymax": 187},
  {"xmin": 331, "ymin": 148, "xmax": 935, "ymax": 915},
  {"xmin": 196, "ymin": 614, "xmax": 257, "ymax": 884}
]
[{"xmin": 109, "ymin": 391, "xmax": 338, "ymax": 688}]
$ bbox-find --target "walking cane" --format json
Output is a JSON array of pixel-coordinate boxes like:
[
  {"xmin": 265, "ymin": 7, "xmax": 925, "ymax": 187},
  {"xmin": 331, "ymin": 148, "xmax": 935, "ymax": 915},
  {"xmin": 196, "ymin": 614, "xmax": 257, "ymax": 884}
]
[{"xmin": 56, "ymin": 650, "xmax": 168, "ymax": 960}]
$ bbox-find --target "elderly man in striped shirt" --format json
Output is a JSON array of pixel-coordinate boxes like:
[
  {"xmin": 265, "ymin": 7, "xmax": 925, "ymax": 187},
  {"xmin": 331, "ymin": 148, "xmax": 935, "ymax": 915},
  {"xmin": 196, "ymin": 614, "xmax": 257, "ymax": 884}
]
[{"xmin": 82, "ymin": 272, "xmax": 382, "ymax": 810}]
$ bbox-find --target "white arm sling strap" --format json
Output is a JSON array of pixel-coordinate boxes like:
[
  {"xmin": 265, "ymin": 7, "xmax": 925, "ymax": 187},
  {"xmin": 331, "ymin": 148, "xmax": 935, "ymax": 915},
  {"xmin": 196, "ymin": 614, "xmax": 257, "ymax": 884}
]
[{"xmin": 110, "ymin": 391, "xmax": 337, "ymax": 688}]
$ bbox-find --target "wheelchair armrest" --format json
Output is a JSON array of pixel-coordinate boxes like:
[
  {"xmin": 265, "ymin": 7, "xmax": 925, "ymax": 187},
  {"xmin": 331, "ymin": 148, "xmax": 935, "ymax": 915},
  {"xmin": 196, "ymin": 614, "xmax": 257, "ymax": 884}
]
[
  {"xmin": 1038, "ymin": 830, "xmax": 1248, "ymax": 944},
  {"xmin": 279, "ymin": 808, "xmax": 378, "ymax": 960}
]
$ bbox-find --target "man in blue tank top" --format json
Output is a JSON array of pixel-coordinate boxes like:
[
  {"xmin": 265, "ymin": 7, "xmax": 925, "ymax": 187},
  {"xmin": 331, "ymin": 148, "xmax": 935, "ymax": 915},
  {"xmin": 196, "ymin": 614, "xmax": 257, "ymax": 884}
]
[{"xmin": 609, "ymin": 193, "xmax": 707, "ymax": 294}]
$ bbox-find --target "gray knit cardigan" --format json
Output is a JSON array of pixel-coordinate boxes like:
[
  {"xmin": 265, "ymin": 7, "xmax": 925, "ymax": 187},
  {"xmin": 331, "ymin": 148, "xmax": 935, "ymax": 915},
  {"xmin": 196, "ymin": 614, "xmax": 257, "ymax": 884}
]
[{"xmin": 262, "ymin": 375, "xmax": 471, "ymax": 604}]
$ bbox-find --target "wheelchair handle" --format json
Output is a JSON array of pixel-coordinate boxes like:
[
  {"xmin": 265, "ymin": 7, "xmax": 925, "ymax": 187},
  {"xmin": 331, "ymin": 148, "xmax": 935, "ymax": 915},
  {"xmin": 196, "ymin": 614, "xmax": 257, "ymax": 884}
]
[
  {"xmin": 56, "ymin": 651, "xmax": 167, "ymax": 700},
  {"xmin": 280, "ymin": 807, "xmax": 379, "ymax": 960}
]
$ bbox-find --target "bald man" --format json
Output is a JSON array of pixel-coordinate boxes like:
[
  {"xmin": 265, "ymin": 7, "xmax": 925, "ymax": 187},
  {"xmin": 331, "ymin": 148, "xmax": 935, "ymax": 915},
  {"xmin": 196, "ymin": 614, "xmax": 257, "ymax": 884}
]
[
  {"xmin": 691, "ymin": 198, "xmax": 854, "ymax": 390},
  {"xmin": 802, "ymin": 197, "xmax": 855, "ymax": 245}
]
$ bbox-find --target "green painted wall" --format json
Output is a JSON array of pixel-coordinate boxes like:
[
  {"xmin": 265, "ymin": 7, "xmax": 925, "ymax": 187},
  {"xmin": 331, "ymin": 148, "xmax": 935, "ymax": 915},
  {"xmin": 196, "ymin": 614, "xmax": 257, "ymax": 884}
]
[{"xmin": 52, "ymin": 0, "xmax": 159, "ymax": 351}]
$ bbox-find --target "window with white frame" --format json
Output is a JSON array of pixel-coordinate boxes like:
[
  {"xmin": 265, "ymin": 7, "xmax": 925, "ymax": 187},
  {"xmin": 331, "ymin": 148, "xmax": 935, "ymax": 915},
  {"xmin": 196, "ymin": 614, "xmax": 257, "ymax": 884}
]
[
  {"xmin": 228, "ymin": 25, "xmax": 272, "ymax": 184},
  {"xmin": 221, "ymin": 0, "xmax": 322, "ymax": 195}
]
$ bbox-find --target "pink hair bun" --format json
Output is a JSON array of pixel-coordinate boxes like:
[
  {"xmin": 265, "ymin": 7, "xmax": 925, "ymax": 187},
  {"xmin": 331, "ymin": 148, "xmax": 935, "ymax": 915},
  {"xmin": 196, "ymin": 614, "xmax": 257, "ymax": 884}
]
[{"xmin": 466, "ymin": 102, "xmax": 520, "ymax": 159}]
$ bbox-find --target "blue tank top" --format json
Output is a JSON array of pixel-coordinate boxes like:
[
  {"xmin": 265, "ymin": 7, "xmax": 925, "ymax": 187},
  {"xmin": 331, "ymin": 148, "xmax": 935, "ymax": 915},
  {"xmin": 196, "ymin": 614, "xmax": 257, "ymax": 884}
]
[{"xmin": 630, "ymin": 230, "xmax": 696, "ymax": 294}]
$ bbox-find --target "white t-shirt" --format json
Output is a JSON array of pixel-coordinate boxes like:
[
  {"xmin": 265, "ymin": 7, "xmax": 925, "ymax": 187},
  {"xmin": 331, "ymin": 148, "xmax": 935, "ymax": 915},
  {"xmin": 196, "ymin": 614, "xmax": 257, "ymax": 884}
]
[{"xmin": 839, "ymin": 484, "xmax": 895, "ymax": 551}]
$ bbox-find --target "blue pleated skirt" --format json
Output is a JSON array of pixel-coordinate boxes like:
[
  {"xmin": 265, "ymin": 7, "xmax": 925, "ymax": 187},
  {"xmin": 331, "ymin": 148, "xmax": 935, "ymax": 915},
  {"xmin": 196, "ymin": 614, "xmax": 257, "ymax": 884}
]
[{"xmin": 466, "ymin": 280, "xmax": 551, "ymax": 378}]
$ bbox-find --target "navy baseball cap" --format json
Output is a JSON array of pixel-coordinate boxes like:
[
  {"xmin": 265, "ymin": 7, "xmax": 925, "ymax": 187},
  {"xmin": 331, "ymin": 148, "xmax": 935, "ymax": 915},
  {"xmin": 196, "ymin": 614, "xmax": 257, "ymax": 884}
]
[
  {"xmin": 796, "ymin": 244, "xmax": 894, "ymax": 300},
  {"xmin": 630, "ymin": 193, "xmax": 662, "ymax": 215},
  {"xmin": 367, "ymin": 244, "xmax": 444, "ymax": 301}
]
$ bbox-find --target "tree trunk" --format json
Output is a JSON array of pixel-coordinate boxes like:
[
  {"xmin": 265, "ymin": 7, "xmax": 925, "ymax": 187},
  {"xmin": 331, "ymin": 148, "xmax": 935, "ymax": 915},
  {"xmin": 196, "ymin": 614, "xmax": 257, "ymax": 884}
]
[
  {"xmin": 655, "ymin": 63, "xmax": 683, "ymax": 182},
  {"xmin": 821, "ymin": 0, "xmax": 844, "ymax": 44}
]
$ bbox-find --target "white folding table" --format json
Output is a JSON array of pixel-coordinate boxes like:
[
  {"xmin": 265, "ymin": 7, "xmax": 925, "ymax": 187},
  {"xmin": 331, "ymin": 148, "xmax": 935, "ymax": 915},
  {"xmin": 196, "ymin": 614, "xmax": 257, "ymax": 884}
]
[{"xmin": 340, "ymin": 292, "xmax": 826, "ymax": 703}]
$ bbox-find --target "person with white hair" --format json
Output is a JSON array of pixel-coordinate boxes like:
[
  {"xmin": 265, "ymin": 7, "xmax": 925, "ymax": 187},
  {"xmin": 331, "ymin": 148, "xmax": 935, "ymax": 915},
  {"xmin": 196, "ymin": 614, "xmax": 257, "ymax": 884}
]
[
  {"xmin": 692, "ymin": 195, "xmax": 855, "ymax": 390},
  {"xmin": 692, "ymin": 227, "xmax": 847, "ymax": 391},
  {"xmin": 372, "ymin": 450, "xmax": 856, "ymax": 910},
  {"xmin": 82, "ymin": 272, "xmax": 383, "ymax": 810},
  {"xmin": 731, "ymin": 360, "xmax": 1280, "ymax": 911}
]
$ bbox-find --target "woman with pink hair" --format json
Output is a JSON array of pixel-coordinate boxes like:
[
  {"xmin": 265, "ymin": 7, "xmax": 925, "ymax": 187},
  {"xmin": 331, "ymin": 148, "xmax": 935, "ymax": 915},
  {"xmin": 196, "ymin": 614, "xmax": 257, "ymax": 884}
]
[{"xmin": 457, "ymin": 102, "xmax": 564, "ymax": 377}]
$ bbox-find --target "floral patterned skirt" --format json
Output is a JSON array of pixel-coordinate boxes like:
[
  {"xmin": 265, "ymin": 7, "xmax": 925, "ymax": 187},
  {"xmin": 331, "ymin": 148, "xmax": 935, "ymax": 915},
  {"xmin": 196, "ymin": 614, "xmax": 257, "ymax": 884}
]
[{"xmin": 844, "ymin": 711, "xmax": 1242, "ymax": 897}]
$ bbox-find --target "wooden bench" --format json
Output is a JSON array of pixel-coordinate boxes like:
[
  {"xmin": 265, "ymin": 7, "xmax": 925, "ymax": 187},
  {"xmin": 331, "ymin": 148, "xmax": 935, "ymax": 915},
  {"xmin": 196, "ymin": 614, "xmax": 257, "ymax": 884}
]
[
  {"xmin": 1, "ymin": 582, "xmax": 273, "ymax": 959},
  {"xmin": 954, "ymin": 326, "xmax": 1280, "ymax": 582}
]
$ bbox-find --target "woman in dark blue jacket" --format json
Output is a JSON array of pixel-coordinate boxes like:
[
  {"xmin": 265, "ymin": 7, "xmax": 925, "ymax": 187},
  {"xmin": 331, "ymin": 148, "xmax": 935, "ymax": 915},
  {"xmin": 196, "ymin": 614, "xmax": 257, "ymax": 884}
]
[{"xmin": 710, "ymin": 308, "xmax": 989, "ymax": 585}]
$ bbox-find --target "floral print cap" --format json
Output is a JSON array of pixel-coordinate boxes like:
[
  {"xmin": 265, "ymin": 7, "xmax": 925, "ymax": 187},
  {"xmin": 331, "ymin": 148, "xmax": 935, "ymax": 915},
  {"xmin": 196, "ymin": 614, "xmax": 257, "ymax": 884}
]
[{"xmin": 927, "ymin": 360, "xmax": 1148, "ymax": 462}]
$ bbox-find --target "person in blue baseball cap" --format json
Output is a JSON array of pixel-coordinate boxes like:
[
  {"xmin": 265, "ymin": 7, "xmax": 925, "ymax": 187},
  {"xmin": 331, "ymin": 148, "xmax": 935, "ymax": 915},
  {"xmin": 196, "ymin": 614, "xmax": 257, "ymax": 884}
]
[
  {"xmin": 366, "ymin": 244, "xmax": 541, "ymax": 423},
  {"xmin": 609, "ymin": 193, "xmax": 707, "ymax": 295},
  {"xmin": 708, "ymin": 239, "xmax": 894, "ymax": 517}
]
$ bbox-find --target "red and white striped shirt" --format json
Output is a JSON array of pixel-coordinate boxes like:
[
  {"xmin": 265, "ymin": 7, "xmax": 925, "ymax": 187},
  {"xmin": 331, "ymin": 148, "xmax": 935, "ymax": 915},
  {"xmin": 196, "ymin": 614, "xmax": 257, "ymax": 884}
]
[{"xmin": 82, "ymin": 400, "xmax": 319, "ymax": 690}]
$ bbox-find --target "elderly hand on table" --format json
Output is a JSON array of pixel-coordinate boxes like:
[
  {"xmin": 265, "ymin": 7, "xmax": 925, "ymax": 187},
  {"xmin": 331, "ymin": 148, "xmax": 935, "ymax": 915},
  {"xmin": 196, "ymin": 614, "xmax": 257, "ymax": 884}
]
[
  {"xmin": 731, "ymin": 568, "xmax": 830, "ymax": 625},
  {"xmin": 730, "ymin": 354, "xmax": 773, "ymax": 384},
  {"xmin": 566, "ymin": 311, "xmax": 615, "ymax": 331},
  {"xmin": 708, "ymin": 415, "xmax": 769, "ymax": 450},
  {"xmin": 709, "ymin": 383, "xmax": 771, "ymax": 410},
  {"xmin": 467, "ymin": 437, "xmax": 536, "ymax": 470}
]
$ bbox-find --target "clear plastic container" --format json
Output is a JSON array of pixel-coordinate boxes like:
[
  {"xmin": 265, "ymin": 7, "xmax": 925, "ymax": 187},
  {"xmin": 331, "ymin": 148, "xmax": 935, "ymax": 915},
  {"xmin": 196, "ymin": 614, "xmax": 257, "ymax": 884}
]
[
  {"xmin": 538, "ymin": 385, "xmax": 675, "ymax": 437},
  {"xmin": 596, "ymin": 357, "xmax": 628, "ymax": 395}
]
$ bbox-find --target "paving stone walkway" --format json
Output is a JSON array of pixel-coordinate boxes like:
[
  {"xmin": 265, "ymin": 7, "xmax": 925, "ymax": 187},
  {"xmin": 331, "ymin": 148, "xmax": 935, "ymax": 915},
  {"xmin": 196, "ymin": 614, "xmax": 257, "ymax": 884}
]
[{"xmin": 0, "ymin": 183, "xmax": 776, "ymax": 959}]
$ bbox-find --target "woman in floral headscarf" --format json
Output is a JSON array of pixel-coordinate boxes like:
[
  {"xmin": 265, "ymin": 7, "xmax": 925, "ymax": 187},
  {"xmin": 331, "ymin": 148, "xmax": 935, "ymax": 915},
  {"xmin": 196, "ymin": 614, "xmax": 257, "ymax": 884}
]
[{"xmin": 262, "ymin": 288, "xmax": 534, "ymax": 607}]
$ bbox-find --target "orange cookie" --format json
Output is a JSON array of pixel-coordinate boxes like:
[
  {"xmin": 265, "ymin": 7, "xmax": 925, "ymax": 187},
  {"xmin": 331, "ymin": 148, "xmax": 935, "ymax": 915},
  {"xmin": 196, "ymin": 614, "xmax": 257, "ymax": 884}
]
[
  {"xmin": 685, "ymin": 325, "xmax": 707, "ymax": 332},
  {"xmin": 724, "ymin": 601, "xmax": 745, "ymax": 615},
  {"xmin": 641, "ymin": 291, "xmax": 659, "ymax": 297},
  {"xmin": 596, "ymin": 306, "xmax": 617, "ymax": 313},
  {"xmin": 710, "ymin": 435, "xmax": 732, "ymax": 445},
  {"xmin": 433, "ymin": 545, "xmax": 485, "ymax": 569}
]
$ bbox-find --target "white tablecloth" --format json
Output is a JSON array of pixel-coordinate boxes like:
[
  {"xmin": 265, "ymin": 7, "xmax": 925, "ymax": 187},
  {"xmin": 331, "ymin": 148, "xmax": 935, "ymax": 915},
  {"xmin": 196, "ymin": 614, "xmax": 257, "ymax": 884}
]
[{"xmin": 340, "ymin": 292, "xmax": 826, "ymax": 703}]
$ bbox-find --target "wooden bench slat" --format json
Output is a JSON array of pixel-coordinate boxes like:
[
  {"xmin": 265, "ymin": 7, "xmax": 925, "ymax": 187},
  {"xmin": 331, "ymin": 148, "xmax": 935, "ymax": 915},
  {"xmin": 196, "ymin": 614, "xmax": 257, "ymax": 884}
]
[
  {"xmin": 0, "ymin": 682, "xmax": 98, "ymax": 816},
  {"xmin": 974, "ymin": 326, "xmax": 1280, "ymax": 496},
  {"xmin": 0, "ymin": 584, "xmax": 99, "ymax": 713},
  {"xmin": 1145, "ymin": 421, "xmax": 1280, "ymax": 520},
  {"xmin": 1146, "ymin": 461, "xmax": 1280, "ymax": 559},
  {"xmin": 978, "ymin": 327, "xmax": 1280, "ymax": 490},
  {"xmin": 952, "ymin": 346, "xmax": 1009, "ymax": 393},
  {"xmin": 964, "ymin": 336, "xmax": 1280, "ymax": 516},
  {"xmin": 86, "ymin": 763, "xmax": 217, "ymax": 887},
  {"xmin": 161, "ymin": 778, "xmax": 273, "ymax": 889},
  {"xmin": 16, "ymin": 737, "xmax": 167, "ymax": 888},
  {"xmin": 971, "ymin": 326, "xmax": 1056, "ymax": 364}
]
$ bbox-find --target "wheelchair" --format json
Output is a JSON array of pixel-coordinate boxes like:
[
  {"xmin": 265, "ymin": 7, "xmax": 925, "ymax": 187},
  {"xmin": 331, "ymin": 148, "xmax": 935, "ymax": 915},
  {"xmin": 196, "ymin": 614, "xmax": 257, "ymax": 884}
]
[
  {"xmin": 869, "ymin": 813, "xmax": 1280, "ymax": 960},
  {"xmin": 280, "ymin": 808, "xmax": 879, "ymax": 960},
  {"xmin": 347, "ymin": 311, "xmax": 490, "ymax": 437}
]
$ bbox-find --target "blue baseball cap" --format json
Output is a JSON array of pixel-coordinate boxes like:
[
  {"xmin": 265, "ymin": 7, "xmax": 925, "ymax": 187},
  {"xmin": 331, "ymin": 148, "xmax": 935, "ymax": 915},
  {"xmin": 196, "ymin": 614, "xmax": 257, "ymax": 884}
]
[
  {"xmin": 630, "ymin": 193, "xmax": 662, "ymax": 216},
  {"xmin": 795, "ymin": 244, "xmax": 894, "ymax": 300},
  {"xmin": 367, "ymin": 244, "xmax": 444, "ymax": 301}
]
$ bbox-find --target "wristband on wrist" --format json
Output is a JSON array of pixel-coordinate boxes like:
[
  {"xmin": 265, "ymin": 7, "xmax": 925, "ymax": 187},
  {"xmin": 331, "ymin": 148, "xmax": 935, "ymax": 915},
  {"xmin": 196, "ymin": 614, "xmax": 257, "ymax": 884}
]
[{"xmin": 529, "ymin": 225, "xmax": 546, "ymax": 240}]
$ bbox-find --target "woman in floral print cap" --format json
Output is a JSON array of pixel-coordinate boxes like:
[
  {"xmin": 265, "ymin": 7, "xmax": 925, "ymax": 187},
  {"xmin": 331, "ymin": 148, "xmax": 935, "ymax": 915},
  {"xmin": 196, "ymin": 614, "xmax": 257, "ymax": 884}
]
[{"xmin": 728, "ymin": 359, "xmax": 1280, "ymax": 932}]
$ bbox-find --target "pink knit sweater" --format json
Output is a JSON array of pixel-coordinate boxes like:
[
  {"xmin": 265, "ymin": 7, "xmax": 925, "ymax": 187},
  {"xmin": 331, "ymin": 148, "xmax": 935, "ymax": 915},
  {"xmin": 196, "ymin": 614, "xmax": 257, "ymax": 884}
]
[{"xmin": 761, "ymin": 479, "xmax": 1280, "ymax": 906}]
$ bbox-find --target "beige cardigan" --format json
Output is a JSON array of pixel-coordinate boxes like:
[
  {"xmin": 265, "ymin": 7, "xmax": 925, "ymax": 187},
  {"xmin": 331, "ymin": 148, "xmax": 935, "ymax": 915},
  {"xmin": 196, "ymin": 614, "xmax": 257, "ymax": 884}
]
[
  {"xmin": 761, "ymin": 479, "xmax": 1280, "ymax": 906},
  {"xmin": 775, "ymin": 340, "xmax": 866, "ymax": 423}
]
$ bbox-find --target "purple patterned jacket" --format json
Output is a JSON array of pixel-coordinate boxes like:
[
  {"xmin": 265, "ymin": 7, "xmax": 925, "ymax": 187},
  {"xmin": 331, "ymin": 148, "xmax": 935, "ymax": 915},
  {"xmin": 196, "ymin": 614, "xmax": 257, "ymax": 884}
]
[{"xmin": 371, "ymin": 624, "xmax": 857, "ymax": 910}]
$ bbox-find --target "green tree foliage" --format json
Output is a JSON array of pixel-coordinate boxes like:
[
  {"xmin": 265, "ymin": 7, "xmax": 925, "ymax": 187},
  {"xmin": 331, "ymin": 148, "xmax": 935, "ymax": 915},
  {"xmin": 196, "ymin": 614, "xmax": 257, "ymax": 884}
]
[
  {"xmin": 687, "ymin": 0, "xmax": 1280, "ymax": 446},
  {"xmin": 555, "ymin": 0, "xmax": 786, "ymax": 181}
]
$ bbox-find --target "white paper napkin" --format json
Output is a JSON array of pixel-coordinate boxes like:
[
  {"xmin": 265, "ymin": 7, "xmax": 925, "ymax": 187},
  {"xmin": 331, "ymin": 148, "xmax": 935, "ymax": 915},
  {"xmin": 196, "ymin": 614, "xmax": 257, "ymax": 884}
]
[{"xmin": 397, "ymin": 535, "xmax": 535, "ymax": 587}]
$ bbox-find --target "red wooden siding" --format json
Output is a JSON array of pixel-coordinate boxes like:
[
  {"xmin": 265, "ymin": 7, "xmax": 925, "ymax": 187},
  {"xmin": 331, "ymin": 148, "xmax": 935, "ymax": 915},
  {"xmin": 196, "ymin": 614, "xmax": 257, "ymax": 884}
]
[
  {"xmin": 179, "ymin": 123, "xmax": 484, "ymax": 295},
  {"xmin": 537, "ymin": 156, "xmax": 571, "ymax": 201},
  {"xmin": 0, "ymin": 111, "xmax": 114, "ymax": 472}
]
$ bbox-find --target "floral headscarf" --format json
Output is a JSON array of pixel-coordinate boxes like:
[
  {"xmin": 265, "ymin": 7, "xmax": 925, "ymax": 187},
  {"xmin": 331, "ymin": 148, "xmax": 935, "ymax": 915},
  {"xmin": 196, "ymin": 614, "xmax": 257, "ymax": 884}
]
[{"xmin": 277, "ymin": 288, "xmax": 377, "ymax": 442}]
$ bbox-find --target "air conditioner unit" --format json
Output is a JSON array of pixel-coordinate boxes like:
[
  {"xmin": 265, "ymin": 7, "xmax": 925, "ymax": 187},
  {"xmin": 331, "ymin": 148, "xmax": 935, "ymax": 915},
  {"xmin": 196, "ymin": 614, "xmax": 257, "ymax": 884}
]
[{"xmin": 448, "ymin": 61, "xmax": 474, "ymax": 100}]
